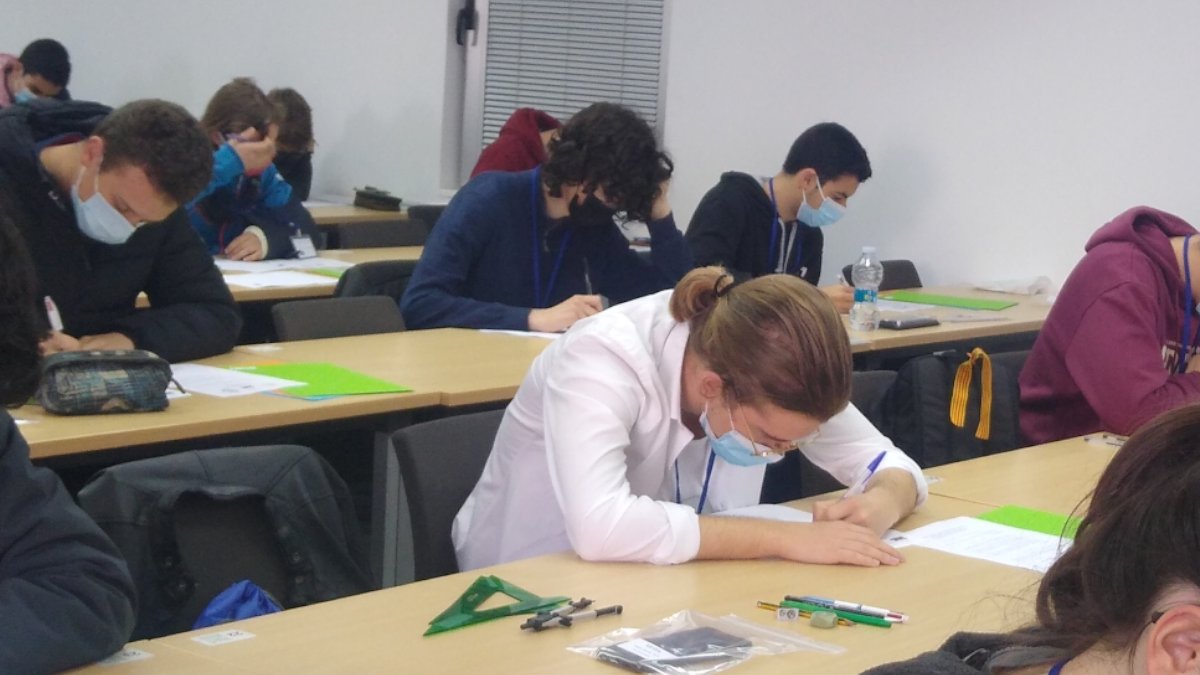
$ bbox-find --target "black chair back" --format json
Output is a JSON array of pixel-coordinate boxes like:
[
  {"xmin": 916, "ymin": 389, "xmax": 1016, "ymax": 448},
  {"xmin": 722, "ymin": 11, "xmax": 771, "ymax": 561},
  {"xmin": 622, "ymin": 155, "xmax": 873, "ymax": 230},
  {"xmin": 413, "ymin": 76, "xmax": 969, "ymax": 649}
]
[
  {"xmin": 841, "ymin": 259, "xmax": 923, "ymax": 291},
  {"xmin": 272, "ymin": 296, "xmax": 405, "ymax": 341}
]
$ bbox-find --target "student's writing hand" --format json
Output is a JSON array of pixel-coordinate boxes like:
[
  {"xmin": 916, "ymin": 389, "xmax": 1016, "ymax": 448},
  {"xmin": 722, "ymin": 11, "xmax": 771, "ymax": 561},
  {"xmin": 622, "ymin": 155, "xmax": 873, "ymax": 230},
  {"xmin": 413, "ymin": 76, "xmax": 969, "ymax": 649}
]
[
  {"xmin": 78, "ymin": 333, "xmax": 135, "ymax": 351},
  {"xmin": 781, "ymin": 521, "xmax": 903, "ymax": 567},
  {"xmin": 812, "ymin": 468, "xmax": 919, "ymax": 535},
  {"xmin": 528, "ymin": 295, "xmax": 605, "ymax": 332},
  {"xmin": 649, "ymin": 179, "xmax": 672, "ymax": 221},
  {"xmin": 39, "ymin": 330, "xmax": 81, "ymax": 356},
  {"xmin": 819, "ymin": 284, "xmax": 854, "ymax": 314},
  {"xmin": 224, "ymin": 232, "xmax": 266, "ymax": 261}
]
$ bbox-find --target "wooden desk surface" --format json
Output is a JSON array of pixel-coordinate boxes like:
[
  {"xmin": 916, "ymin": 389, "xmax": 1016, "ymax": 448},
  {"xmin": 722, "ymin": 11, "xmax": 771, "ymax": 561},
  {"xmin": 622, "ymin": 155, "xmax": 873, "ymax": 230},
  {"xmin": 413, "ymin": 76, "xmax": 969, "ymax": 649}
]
[
  {"xmin": 847, "ymin": 285, "xmax": 1050, "ymax": 354},
  {"xmin": 63, "ymin": 641, "xmax": 258, "ymax": 674},
  {"xmin": 924, "ymin": 436, "xmax": 1117, "ymax": 513},
  {"xmin": 20, "ymin": 329, "xmax": 548, "ymax": 460},
  {"xmin": 128, "ymin": 496, "xmax": 1034, "ymax": 675},
  {"xmin": 306, "ymin": 204, "xmax": 408, "ymax": 226}
]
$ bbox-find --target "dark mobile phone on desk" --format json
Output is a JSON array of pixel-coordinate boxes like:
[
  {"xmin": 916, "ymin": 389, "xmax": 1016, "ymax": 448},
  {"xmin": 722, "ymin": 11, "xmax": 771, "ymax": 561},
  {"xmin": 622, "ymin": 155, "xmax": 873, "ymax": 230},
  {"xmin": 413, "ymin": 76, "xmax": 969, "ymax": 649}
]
[{"xmin": 878, "ymin": 317, "xmax": 940, "ymax": 330}]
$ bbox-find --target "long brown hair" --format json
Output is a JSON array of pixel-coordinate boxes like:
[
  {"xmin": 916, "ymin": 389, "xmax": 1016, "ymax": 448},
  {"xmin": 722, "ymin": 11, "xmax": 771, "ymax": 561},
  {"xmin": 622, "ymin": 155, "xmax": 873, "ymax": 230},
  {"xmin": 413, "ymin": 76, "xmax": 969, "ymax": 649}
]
[
  {"xmin": 670, "ymin": 266, "xmax": 851, "ymax": 420},
  {"xmin": 1024, "ymin": 404, "xmax": 1200, "ymax": 655}
]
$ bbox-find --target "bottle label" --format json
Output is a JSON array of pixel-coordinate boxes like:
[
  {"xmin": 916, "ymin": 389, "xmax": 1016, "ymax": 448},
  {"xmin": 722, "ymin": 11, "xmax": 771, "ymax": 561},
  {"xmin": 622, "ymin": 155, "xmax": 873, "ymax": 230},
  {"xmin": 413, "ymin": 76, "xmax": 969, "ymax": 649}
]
[{"xmin": 853, "ymin": 288, "xmax": 878, "ymax": 303}]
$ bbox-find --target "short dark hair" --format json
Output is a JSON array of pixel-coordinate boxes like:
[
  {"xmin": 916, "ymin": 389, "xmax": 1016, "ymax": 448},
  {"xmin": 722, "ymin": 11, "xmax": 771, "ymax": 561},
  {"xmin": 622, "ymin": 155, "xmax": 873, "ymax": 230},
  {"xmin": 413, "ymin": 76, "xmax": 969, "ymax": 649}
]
[
  {"xmin": 267, "ymin": 87, "xmax": 314, "ymax": 153},
  {"xmin": 782, "ymin": 122, "xmax": 872, "ymax": 184},
  {"xmin": 542, "ymin": 102, "xmax": 673, "ymax": 223},
  {"xmin": 201, "ymin": 77, "xmax": 274, "ymax": 141},
  {"xmin": 96, "ymin": 100, "xmax": 214, "ymax": 206},
  {"xmin": 19, "ymin": 38, "xmax": 71, "ymax": 87},
  {"xmin": 0, "ymin": 204, "xmax": 43, "ymax": 406}
]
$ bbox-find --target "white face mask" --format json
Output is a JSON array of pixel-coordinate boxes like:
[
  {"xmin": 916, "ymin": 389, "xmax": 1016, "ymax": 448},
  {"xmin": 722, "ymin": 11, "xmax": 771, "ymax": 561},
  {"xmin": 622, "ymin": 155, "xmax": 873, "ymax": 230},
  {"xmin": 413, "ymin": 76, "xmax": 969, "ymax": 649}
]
[{"xmin": 70, "ymin": 166, "xmax": 137, "ymax": 245}]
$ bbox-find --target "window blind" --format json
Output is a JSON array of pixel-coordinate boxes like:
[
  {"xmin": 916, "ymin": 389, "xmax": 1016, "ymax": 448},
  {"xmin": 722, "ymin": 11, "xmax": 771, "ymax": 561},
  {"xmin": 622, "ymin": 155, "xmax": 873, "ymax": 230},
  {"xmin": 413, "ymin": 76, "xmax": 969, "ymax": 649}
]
[{"xmin": 480, "ymin": 0, "xmax": 666, "ymax": 145}]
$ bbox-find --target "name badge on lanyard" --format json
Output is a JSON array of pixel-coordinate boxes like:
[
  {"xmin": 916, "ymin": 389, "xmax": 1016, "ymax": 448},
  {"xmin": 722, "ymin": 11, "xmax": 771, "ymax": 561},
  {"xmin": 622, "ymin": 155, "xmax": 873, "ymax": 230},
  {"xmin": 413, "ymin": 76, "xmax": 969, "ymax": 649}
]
[{"xmin": 530, "ymin": 167, "xmax": 573, "ymax": 308}]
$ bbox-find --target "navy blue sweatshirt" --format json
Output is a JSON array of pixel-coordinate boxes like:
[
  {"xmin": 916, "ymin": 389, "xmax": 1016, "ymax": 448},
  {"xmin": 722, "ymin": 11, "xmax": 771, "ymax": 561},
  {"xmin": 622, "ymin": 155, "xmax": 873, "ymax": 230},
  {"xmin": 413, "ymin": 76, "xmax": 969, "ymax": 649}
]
[{"xmin": 401, "ymin": 169, "xmax": 692, "ymax": 330}]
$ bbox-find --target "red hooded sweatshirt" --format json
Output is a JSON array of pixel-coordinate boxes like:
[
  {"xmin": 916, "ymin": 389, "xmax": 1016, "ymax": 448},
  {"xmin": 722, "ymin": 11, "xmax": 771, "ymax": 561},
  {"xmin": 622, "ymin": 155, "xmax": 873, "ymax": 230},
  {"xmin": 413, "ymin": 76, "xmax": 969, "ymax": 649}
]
[
  {"xmin": 469, "ymin": 108, "xmax": 561, "ymax": 179},
  {"xmin": 1020, "ymin": 206, "xmax": 1200, "ymax": 444}
]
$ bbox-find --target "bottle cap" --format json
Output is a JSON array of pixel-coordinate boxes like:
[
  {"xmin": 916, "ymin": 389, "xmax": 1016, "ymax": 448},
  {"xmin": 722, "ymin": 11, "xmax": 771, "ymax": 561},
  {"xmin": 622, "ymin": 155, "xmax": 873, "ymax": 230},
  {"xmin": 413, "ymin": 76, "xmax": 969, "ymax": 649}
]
[{"xmin": 862, "ymin": 246, "xmax": 877, "ymax": 254}]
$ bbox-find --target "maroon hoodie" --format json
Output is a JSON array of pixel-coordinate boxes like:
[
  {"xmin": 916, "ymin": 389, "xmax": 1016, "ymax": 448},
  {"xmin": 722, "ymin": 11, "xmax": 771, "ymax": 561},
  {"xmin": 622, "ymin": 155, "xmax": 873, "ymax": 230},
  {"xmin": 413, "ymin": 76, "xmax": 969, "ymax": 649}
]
[
  {"xmin": 1020, "ymin": 206, "xmax": 1200, "ymax": 444},
  {"xmin": 469, "ymin": 108, "xmax": 561, "ymax": 179}
]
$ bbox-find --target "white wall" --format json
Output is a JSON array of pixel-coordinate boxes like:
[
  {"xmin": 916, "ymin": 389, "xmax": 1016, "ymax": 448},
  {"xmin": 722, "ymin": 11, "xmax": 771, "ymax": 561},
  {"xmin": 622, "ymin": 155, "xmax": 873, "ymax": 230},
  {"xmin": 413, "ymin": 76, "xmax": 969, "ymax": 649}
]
[
  {"xmin": 8, "ymin": 2, "xmax": 1200, "ymax": 287},
  {"xmin": 662, "ymin": 1, "xmax": 1200, "ymax": 286},
  {"xmin": 2, "ymin": 0, "xmax": 459, "ymax": 204}
]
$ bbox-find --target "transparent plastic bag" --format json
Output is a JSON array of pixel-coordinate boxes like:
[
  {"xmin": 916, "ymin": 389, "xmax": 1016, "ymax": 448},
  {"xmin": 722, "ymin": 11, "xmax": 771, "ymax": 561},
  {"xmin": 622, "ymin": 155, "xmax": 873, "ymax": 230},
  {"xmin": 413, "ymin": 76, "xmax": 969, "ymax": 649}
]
[{"xmin": 567, "ymin": 609, "xmax": 843, "ymax": 674}]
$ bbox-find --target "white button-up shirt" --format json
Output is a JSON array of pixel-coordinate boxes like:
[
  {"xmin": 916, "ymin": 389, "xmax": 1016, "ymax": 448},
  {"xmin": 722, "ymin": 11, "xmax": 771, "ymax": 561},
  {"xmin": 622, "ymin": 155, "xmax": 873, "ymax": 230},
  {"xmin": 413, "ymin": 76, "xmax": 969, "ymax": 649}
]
[{"xmin": 452, "ymin": 290, "xmax": 928, "ymax": 571}]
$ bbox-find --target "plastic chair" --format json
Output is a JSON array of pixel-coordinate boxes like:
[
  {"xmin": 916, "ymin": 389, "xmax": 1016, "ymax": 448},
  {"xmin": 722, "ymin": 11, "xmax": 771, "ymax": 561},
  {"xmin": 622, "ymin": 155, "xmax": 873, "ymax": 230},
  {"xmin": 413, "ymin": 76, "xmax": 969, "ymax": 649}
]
[
  {"xmin": 334, "ymin": 260, "xmax": 419, "ymax": 301},
  {"xmin": 406, "ymin": 204, "xmax": 446, "ymax": 233},
  {"xmin": 271, "ymin": 295, "xmax": 405, "ymax": 341},
  {"xmin": 391, "ymin": 409, "xmax": 504, "ymax": 581},
  {"xmin": 335, "ymin": 219, "xmax": 427, "ymax": 248},
  {"xmin": 841, "ymin": 259, "xmax": 923, "ymax": 291},
  {"xmin": 760, "ymin": 370, "xmax": 899, "ymax": 504}
]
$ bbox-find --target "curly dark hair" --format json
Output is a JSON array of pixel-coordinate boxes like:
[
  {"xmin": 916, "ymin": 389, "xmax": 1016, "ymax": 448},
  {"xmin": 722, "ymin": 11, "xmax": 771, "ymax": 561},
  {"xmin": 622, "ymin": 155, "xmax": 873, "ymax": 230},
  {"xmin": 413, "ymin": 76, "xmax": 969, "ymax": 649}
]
[
  {"xmin": 0, "ymin": 203, "xmax": 43, "ymax": 406},
  {"xmin": 541, "ymin": 102, "xmax": 672, "ymax": 222},
  {"xmin": 96, "ymin": 99, "xmax": 214, "ymax": 206},
  {"xmin": 267, "ymin": 87, "xmax": 314, "ymax": 153}
]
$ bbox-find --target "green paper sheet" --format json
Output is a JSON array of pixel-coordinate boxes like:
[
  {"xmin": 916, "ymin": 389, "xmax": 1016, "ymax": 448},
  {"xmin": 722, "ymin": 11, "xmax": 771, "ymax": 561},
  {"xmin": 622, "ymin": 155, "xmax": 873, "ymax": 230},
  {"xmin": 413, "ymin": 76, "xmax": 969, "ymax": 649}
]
[
  {"xmin": 232, "ymin": 362, "xmax": 411, "ymax": 398},
  {"xmin": 975, "ymin": 504, "xmax": 1080, "ymax": 540},
  {"xmin": 305, "ymin": 268, "xmax": 346, "ymax": 279},
  {"xmin": 881, "ymin": 290, "xmax": 1017, "ymax": 311}
]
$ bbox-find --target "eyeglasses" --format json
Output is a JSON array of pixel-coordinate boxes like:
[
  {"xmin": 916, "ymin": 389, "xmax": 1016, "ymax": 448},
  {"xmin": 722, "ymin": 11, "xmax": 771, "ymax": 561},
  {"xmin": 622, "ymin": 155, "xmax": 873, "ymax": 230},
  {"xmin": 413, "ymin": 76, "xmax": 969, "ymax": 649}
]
[{"xmin": 734, "ymin": 405, "xmax": 822, "ymax": 456}]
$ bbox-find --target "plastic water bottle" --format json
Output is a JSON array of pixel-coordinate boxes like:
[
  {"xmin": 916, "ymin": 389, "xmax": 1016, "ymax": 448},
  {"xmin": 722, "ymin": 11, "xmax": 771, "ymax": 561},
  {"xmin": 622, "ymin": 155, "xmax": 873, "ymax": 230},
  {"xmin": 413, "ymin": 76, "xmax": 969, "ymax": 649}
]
[{"xmin": 849, "ymin": 246, "xmax": 884, "ymax": 331}]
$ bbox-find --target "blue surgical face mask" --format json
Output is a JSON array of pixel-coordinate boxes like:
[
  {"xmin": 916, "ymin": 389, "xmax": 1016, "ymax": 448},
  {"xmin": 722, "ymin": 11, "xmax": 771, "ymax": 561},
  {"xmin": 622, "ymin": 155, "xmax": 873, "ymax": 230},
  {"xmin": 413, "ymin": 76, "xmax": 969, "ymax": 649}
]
[
  {"xmin": 797, "ymin": 178, "xmax": 845, "ymax": 228},
  {"xmin": 700, "ymin": 402, "xmax": 774, "ymax": 467},
  {"xmin": 13, "ymin": 88, "xmax": 35, "ymax": 104},
  {"xmin": 70, "ymin": 167, "xmax": 137, "ymax": 245}
]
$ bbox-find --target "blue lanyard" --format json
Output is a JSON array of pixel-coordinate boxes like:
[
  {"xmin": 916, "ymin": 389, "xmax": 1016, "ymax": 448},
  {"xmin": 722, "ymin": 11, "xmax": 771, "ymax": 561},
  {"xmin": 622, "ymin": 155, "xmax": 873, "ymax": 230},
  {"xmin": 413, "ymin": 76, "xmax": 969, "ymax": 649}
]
[
  {"xmin": 1047, "ymin": 659, "xmax": 1068, "ymax": 675},
  {"xmin": 767, "ymin": 178, "xmax": 803, "ymax": 274},
  {"xmin": 1182, "ymin": 234, "xmax": 1196, "ymax": 374},
  {"xmin": 529, "ymin": 167, "xmax": 573, "ymax": 308},
  {"xmin": 675, "ymin": 450, "xmax": 717, "ymax": 515}
]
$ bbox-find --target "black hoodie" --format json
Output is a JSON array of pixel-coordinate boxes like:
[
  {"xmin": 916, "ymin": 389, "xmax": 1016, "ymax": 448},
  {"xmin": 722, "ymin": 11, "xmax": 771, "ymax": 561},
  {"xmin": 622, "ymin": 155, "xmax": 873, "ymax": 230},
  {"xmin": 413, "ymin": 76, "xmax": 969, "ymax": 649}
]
[
  {"xmin": 0, "ymin": 99, "xmax": 241, "ymax": 362},
  {"xmin": 685, "ymin": 171, "xmax": 824, "ymax": 284}
]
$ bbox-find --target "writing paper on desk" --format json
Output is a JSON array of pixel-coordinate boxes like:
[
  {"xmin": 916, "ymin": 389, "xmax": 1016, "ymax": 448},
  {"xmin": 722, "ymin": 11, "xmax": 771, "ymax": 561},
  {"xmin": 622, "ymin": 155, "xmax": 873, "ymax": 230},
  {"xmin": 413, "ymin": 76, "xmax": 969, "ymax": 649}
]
[
  {"xmin": 170, "ymin": 364, "xmax": 307, "ymax": 397},
  {"xmin": 880, "ymin": 291, "xmax": 1017, "ymax": 311},
  {"xmin": 714, "ymin": 503, "xmax": 912, "ymax": 547},
  {"xmin": 479, "ymin": 328, "xmax": 562, "ymax": 340},
  {"xmin": 215, "ymin": 257, "xmax": 354, "ymax": 273},
  {"xmin": 223, "ymin": 270, "xmax": 339, "ymax": 289},
  {"xmin": 900, "ymin": 516, "xmax": 1069, "ymax": 572},
  {"xmin": 231, "ymin": 363, "xmax": 411, "ymax": 398}
]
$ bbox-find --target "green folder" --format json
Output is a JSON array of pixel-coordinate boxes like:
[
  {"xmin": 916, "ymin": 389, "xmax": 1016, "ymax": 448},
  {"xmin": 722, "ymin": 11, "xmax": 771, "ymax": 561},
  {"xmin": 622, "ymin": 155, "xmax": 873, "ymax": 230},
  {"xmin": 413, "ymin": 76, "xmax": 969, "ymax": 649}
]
[
  {"xmin": 975, "ymin": 504, "xmax": 1080, "ymax": 540},
  {"xmin": 232, "ymin": 362, "xmax": 411, "ymax": 398},
  {"xmin": 880, "ymin": 290, "xmax": 1017, "ymax": 311},
  {"xmin": 305, "ymin": 268, "xmax": 346, "ymax": 279}
]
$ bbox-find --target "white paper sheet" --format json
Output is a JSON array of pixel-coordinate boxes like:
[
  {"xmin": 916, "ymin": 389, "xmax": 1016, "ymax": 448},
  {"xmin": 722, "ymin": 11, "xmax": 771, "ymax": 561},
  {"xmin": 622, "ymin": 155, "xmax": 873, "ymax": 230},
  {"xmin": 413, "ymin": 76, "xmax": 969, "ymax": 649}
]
[
  {"xmin": 170, "ymin": 364, "xmax": 306, "ymax": 397},
  {"xmin": 223, "ymin": 271, "xmax": 339, "ymax": 289},
  {"xmin": 479, "ymin": 329, "xmax": 561, "ymax": 340},
  {"xmin": 715, "ymin": 503, "xmax": 912, "ymax": 547},
  {"xmin": 215, "ymin": 257, "xmax": 354, "ymax": 273},
  {"xmin": 900, "ymin": 516, "xmax": 1070, "ymax": 572}
]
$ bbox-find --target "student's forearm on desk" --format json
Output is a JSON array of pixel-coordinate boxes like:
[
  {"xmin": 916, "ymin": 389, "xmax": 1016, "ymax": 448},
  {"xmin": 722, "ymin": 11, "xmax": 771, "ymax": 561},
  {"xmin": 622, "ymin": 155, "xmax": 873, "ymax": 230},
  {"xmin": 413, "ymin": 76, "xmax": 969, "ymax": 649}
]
[{"xmin": 696, "ymin": 514, "xmax": 902, "ymax": 566}]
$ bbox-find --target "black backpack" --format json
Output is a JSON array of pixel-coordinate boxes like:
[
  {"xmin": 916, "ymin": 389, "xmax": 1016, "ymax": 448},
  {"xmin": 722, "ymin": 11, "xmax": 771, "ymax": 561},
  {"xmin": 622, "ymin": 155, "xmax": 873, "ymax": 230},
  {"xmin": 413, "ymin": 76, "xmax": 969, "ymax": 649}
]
[{"xmin": 881, "ymin": 348, "xmax": 1026, "ymax": 468}]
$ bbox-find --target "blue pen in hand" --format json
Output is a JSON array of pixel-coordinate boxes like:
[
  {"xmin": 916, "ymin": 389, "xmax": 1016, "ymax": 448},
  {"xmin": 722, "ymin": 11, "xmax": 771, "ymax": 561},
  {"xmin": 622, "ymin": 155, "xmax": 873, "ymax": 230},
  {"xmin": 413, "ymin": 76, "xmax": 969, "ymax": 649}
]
[{"xmin": 842, "ymin": 450, "xmax": 886, "ymax": 500}]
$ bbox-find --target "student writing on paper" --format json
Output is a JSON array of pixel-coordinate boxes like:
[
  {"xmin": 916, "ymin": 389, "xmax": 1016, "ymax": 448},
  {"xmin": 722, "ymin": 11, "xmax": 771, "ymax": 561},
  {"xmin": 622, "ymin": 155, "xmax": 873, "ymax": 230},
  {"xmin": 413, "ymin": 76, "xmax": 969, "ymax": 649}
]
[
  {"xmin": 402, "ymin": 102, "xmax": 692, "ymax": 332},
  {"xmin": 0, "ymin": 98, "xmax": 242, "ymax": 362},
  {"xmin": 868, "ymin": 403, "xmax": 1200, "ymax": 675},
  {"xmin": 1020, "ymin": 207, "xmax": 1200, "ymax": 444},
  {"xmin": 685, "ymin": 122, "xmax": 871, "ymax": 313},
  {"xmin": 453, "ymin": 267, "xmax": 926, "ymax": 570},
  {"xmin": 187, "ymin": 78, "xmax": 317, "ymax": 261},
  {"xmin": 0, "ymin": 212, "xmax": 136, "ymax": 673}
]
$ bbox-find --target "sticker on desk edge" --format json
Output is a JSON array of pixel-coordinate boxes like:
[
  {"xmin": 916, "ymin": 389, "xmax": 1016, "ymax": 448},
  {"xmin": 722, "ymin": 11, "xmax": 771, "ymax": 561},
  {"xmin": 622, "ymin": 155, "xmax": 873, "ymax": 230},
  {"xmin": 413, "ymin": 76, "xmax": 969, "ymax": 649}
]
[
  {"xmin": 97, "ymin": 648, "xmax": 153, "ymax": 666},
  {"xmin": 191, "ymin": 629, "xmax": 256, "ymax": 646}
]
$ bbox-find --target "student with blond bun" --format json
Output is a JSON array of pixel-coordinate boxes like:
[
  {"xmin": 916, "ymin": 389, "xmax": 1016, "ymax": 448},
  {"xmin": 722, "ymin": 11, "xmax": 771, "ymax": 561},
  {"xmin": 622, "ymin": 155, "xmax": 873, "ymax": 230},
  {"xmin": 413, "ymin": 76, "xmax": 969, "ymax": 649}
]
[
  {"xmin": 868, "ymin": 403, "xmax": 1200, "ymax": 674},
  {"xmin": 453, "ymin": 266, "xmax": 926, "ymax": 570}
]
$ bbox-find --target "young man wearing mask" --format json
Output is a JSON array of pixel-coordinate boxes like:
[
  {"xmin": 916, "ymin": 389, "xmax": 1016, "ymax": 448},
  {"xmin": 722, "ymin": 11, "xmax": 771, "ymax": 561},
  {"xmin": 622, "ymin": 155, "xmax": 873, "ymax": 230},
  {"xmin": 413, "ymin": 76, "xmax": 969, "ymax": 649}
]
[
  {"xmin": 685, "ymin": 122, "xmax": 871, "ymax": 313},
  {"xmin": 0, "ymin": 98, "xmax": 242, "ymax": 362},
  {"xmin": 402, "ymin": 102, "xmax": 692, "ymax": 332},
  {"xmin": 0, "ymin": 38, "xmax": 72, "ymax": 108}
]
